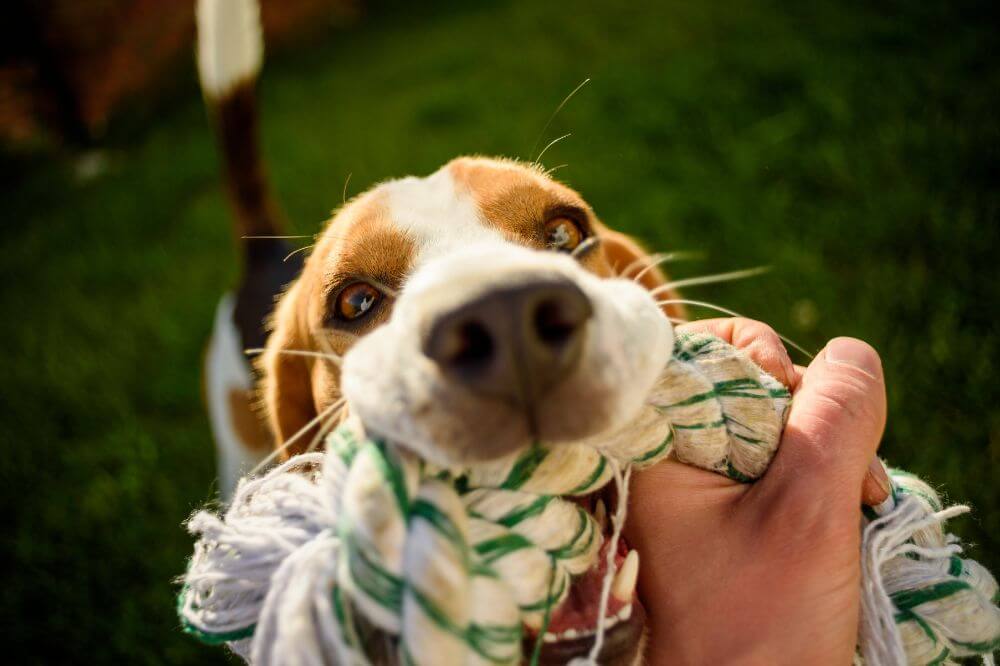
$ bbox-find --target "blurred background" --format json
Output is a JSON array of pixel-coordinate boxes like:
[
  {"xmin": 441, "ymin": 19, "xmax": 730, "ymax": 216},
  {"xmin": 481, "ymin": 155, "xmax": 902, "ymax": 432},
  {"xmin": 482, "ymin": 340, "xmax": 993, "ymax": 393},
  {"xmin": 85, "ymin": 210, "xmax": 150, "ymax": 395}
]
[{"xmin": 1, "ymin": 0, "xmax": 997, "ymax": 662}]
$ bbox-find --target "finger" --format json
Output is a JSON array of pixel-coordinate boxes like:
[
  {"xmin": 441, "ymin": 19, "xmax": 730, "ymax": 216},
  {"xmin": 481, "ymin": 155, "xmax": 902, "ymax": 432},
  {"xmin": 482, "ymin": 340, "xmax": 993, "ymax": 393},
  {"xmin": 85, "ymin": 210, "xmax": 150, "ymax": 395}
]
[
  {"xmin": 785, "ymin": 360, "xmax": 888, "ymax": 506},
  {"xmin": 626, "ymin": 456, "xmax": 743, "ymax": 526},
  {"xmin": 861, "ymin": 457, "xmax": 891, "ymax": 506},
  {"xmin": 763, "ymin": 337, "xmax": 887, "ymax": 508},
  {"xmin": 677, "ymin": 317, "xmax": 796, "ymax": 388},
  {"xmin": 790, "ymin": 364, "xmax": 807, "ymax": 392}
]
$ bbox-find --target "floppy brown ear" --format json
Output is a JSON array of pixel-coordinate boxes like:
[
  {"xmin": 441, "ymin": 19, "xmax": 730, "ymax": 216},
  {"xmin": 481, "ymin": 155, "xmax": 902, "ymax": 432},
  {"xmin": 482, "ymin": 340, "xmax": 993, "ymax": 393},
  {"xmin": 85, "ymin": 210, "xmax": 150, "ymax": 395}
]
[
  {"xmin": 259, "ymin": 280, "xmax": 318, "ymax": 455},
  {"xmin": 598, "ymin": 228, "xmax": 687, "ymax": 321}
]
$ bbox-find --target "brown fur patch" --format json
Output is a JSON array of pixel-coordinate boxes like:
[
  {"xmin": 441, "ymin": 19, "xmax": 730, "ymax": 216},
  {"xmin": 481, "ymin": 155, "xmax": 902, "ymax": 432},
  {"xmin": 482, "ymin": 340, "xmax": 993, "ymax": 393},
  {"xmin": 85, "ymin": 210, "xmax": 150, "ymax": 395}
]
[
  {"xmin": 263, "ymin": 157, "xmax": 683, "ymax": 453},
  {"xmin": 448, "ymin": 157, "xmax": 586, "ymax": 246},
  {"xmin": 262, "ymin": 191, "xmax": 416, "ymax": 454},
  {"xmin": 316, "ymin": 195, "xmax": 416, "ymax": 299},
  {"xmin": 227, "ymin": 388, "xmax": 273, "ymax": 452},
  {"xmin": 448, "ymin": 157, "xmax": 684, "ymax": 318},
  {"xmin": 215, "ymin": 81, "xmax": 285, "ymax": 239}
]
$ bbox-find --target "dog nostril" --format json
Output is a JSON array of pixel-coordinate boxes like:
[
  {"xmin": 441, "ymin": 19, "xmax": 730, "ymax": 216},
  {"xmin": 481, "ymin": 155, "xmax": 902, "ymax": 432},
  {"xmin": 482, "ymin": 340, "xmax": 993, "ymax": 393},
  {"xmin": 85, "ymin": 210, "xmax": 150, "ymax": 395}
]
[
  {"xmin": 424, "ymin": 280, "xmax": 591, "ymax": 402},
  {"xmin": 533, "ymin": 298, "xmax": 581, "ymax": 348},
  {"xmin": 450, "ymin": 321, "xmax": 494, "ymax": 366}
]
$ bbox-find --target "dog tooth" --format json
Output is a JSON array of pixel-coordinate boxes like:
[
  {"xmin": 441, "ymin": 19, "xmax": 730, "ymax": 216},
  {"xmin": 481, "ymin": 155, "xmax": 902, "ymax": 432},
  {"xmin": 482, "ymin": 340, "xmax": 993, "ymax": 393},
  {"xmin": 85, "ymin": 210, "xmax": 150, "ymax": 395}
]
[
  {"xmin": 543, "ymin": 632, "xmax": 559, "ymax": 643},
  {"xmin": 612, "ymin": 550, "xmax": 639, "ymax": 602},
  {"xmin": 600, "ymin": 604, "xmax": 631, "ymax": 632},
  {"xmin": 563, "ymin": 628, "xmax": 580, "ymax": 640},
  {"xmin": 594, "ymin": 499, "xmax": 608, "ymax": 531}
]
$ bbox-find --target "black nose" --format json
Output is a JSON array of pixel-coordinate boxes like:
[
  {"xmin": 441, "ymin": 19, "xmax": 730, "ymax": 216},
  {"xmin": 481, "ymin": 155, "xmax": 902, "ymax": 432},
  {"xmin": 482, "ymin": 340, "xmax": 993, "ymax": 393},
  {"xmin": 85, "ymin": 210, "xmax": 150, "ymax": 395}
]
[{"xmin": 423, "ymin": 278, "xmax": 593, "ymax": 408}]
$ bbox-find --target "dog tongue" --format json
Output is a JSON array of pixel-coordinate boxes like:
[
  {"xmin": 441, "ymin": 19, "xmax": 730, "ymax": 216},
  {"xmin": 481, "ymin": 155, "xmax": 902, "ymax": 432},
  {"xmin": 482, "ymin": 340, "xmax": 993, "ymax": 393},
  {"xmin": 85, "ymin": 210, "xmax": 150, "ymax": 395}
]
[{"xmin": 544, "ymin": 537, "xmax": 629, "ymax": 634}]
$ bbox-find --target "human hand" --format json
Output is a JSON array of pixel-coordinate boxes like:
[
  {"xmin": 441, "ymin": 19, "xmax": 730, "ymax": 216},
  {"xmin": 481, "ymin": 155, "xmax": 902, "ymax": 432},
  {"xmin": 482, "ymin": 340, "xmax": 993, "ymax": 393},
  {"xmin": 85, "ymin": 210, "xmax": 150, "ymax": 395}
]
[{"xmin": 625, "ymin": 318, "xmax": 891, "ymax": 664}]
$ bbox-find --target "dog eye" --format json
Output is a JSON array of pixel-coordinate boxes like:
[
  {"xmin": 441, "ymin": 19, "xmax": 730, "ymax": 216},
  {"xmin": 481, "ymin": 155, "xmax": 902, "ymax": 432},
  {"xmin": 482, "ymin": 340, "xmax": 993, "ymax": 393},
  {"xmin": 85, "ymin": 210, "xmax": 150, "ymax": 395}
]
[
  {"xmin": 335, "ymin": 282, "xmax": 382, "ymax": 321},
  {"xmin": 544, "ymin": 216, "xmax": 584, "ymax": 252}
]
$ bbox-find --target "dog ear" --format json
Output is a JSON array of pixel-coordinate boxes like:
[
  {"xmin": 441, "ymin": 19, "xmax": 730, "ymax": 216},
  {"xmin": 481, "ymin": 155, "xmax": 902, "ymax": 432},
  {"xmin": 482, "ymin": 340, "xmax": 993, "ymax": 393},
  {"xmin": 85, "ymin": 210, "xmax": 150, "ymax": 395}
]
[
  {"xmin": 598, "ymin": 228, "xmax": 687, "ymax": 321},
  {"xmin": 259, "ymin": 280, "xmax": 318, "ymax": 455}
]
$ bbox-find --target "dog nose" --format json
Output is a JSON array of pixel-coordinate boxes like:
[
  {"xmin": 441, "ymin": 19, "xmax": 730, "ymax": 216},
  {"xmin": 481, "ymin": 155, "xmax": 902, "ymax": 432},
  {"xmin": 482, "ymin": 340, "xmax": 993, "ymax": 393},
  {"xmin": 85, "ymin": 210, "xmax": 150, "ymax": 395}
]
[{"xmin": 423, "ymin": 278, "xmax": 593, "ymax": 407}]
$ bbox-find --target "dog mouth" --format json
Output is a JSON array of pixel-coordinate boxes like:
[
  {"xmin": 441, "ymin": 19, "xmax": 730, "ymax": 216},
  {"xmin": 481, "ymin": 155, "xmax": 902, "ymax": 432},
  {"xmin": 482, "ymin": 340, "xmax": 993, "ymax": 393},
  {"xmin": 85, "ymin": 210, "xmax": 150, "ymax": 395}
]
[{"xmin": 522, "ymin": 490, "xmax": 645, "ymax": 664}]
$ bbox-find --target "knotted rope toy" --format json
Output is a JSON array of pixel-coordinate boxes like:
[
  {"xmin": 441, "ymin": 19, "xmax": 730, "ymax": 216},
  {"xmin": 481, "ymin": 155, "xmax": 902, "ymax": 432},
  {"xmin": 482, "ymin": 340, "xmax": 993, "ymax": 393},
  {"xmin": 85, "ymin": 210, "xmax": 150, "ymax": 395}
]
[{"xmin": 179, "ymin": 333, "xmax": 1000, "ymax": 665}]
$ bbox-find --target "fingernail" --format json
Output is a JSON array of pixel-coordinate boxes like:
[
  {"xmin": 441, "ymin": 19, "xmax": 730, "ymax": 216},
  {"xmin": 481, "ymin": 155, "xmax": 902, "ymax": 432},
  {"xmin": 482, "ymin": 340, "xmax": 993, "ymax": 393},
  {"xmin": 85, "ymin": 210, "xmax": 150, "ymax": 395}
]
[
  {"xmin": 867, "ymin": 457, "xmax": 892, "ymax": 500},
  {"xmin": 826, "ymin": 337, "xmax": 882, "ymax": 379}
]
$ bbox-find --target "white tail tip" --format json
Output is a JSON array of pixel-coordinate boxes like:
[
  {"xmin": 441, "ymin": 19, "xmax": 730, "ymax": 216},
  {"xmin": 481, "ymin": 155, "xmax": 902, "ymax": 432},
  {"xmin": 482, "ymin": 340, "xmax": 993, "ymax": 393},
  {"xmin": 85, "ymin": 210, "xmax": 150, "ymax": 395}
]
[{"xmin": 196, "ymin": 0, "xmax": 264, "ymax": 98}]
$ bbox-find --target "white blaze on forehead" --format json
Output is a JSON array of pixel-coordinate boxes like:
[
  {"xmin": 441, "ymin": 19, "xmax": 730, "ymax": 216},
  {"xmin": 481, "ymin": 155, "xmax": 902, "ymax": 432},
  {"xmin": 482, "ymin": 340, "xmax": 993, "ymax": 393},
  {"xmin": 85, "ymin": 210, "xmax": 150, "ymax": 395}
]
[{"xmin": 383, "ymin": 167, "xmax": 506, "ymax": 264}]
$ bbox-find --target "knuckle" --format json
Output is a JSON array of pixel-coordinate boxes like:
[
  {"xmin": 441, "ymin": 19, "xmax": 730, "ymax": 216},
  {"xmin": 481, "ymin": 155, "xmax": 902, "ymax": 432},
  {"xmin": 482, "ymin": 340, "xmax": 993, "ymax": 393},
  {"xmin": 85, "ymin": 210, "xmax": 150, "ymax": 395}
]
[
  {"xmin": 735, "ymin": 317, "xmax": 771, "ymax": 336},
  {"xmin": 789, "ymin": 374, "xmax": 886, "ymax": 466},
  {"xmin": 816, "ymin": 373, "xmax": 885, "ymax": 429},
  {"xmin": 787, "ymin": 403, "xmax": 843, "ymax": 464},
  {"xmin": 732, "ymin": 319, "xmax": 793, "ymax": 382},
  {"xmin": 735, "ymin": 320, "xmax": 783, "ymax": 355}
]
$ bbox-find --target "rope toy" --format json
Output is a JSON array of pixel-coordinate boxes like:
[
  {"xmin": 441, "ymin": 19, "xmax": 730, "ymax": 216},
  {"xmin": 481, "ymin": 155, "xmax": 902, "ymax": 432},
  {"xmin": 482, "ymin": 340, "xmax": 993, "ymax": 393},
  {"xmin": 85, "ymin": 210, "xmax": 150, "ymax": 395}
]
[{"xmin": 178, "ymin": 333, "xmax": 1000, "ymax": 665}]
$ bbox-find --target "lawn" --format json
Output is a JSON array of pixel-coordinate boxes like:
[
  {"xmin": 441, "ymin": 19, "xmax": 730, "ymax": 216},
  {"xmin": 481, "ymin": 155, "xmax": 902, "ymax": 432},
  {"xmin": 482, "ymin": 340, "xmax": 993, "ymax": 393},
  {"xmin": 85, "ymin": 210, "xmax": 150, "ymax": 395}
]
[{"xmin": 1, "ymin": 0, "xmax": 997, "ymax": 662}]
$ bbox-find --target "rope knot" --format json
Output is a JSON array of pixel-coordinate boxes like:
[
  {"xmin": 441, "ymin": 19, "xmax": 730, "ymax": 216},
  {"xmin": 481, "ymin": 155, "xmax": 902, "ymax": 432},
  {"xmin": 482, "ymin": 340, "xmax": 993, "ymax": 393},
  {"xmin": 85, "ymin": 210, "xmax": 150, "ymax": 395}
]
[{"xmin": 179, "ymin": 333, "xmax": 1000, "ymax": 665}]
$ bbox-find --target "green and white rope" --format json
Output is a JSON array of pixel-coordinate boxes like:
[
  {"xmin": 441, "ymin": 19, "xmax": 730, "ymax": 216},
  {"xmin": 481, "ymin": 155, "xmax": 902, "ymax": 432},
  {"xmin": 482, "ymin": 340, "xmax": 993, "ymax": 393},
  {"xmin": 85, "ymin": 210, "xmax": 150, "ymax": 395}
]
[
  {"xmin": 179, "ymin": 333, "xmax": 999, "ymax": 665},
  {"xmin": 860, "ymin": 471, "xmax": 1000, "ymax": 665}
]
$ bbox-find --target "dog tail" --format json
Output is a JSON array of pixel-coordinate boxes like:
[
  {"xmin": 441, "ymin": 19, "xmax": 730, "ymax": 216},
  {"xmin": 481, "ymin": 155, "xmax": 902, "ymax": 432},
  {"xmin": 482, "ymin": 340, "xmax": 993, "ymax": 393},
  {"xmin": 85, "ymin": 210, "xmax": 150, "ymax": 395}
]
[
  {"xmin": 197, "ymin": 0, "xmax": 272, "ymax": 240},
  {"xmin": 197, "ymin": 0, "xmax": 302, "ymax": 496},
  {"xmin": 196, "ymin": 0, "xmax": 301, "ymax": 349}
]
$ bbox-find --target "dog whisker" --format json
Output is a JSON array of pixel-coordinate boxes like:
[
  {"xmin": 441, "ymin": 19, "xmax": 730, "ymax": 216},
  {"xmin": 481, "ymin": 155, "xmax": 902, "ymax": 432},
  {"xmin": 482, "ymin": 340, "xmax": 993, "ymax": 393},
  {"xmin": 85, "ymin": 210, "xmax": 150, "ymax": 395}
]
[
  {"xmin": 342, "ymin": 172, "xmax": 353, "ymax": 205},
  {"xmin": 249, "ymin": 397, "xmax": 346, "ymax": 475},
  {"xmin": 618, "ymin": 255, "xmax": 652, "ymax": 279},
  {"xmin": 241, "ymin": 235, "xmax": 312, "ymax": 239},
  {"xmin": 657, "ymin": 298, "xmax": 815, "ymax": 359},
  {"xmin": 618, "ymin": 251, "xmax": 699, "ymax": 281},
  {"xmin": 648, "ymin": 266, "xmax": 770, "ymax": 296},
  {"xmin": 534, "ymin": 133, "xmax": 572, "ymax": 165},
  {"xmin": 544, "ymin": 163, "xmax": 568, "ymax": 177},
  {"xmin": 284, "ymin": 244, "xmax": 314, "ymax": 262},
  {"xmin": 529, "ymin": 77, "xmax": 591, "ymax": 159},
  {"xmin": 245, "ymin": 348, "xmax": 343, "ymax": 366},
  {"xmin": 629, "ymin": 251, "xmax": 703, "ymax": 283},
  {"xmin": 305, "ymin": 400, "xmax": 348, "ymax": 454}
]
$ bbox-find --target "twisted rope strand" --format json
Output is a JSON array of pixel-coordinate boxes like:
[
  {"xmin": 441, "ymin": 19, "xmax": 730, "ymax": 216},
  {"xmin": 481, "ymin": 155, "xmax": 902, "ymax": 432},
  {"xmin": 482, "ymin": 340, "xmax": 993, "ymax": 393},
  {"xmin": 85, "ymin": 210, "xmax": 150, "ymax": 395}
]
[
  {"xmin": 576, "ymin": 460, "xmax": 632, "ymax": 665},
  {"xmin": 180, "ymin": 335, "xmax": 1000, "ymax": 665}
]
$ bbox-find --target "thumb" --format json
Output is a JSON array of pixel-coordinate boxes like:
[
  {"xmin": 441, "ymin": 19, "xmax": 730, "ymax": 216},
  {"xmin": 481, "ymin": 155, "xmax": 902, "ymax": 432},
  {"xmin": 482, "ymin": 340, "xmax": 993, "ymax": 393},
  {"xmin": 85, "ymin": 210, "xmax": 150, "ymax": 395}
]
[{"xmin": 762, "ymin": 337, "xmax": 887, "ymax": 510}]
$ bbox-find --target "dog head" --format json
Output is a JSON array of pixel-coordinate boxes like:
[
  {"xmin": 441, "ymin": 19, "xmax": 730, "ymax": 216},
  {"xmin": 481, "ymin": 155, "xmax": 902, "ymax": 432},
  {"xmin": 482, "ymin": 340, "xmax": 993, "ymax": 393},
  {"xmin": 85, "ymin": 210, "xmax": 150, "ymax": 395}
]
[
  {"xmin": 262, "ymin": 156, "xmax": 680, "ymax": 464},
  {"xmin": 260, "ymin": 156, "xmax": 681, "ymax": 664}
]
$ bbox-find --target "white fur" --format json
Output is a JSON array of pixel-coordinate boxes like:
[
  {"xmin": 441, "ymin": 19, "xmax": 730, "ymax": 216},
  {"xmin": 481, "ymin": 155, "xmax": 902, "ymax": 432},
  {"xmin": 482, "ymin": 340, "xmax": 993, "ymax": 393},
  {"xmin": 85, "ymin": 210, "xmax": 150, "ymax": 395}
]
[
  {"xmin": 383, "ymin": 168, "xmax": 506, "ymax": 264},
  {"xmin": 196, "ymin": 0, "xmax": 264, "ymax": 98},
  {"xmin": 342, "ymin": 168, "xmax": 674, "ymax": 467},
  {"xmin": 206, "ymin": 295, "xmax": 268, "ymax": 499}
]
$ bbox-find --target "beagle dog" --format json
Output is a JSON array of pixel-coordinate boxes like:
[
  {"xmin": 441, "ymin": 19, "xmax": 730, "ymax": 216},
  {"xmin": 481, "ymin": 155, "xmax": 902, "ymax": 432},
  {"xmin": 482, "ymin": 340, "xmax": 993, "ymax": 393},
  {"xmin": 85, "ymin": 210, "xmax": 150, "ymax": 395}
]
[
  {"xmin": 263, "ymin": 159, "xmax": 683, "ymax": 464},
  {"xmin": 198, "ymin": 0, "xmax": 681, "ymax": 662}
]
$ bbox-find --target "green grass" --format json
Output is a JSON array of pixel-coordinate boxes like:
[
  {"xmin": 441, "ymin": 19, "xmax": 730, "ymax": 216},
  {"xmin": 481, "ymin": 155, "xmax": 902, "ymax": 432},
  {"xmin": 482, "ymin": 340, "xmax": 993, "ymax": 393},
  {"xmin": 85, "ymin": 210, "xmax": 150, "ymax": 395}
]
[{"xmin": 1, "ymin": 0, "xmax": 997, "ymax": 662}]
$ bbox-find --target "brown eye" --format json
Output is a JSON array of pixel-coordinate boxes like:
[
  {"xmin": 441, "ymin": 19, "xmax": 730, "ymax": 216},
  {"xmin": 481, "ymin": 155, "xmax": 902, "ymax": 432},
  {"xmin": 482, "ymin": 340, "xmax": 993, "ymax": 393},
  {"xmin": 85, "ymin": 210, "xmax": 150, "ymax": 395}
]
[
  {"xmin": 544, "ymin": 216, "xmax": 584, "ymax": 252},
  {"xmin": 335, "ymin": 282, "xmax": 382, "ymax": 321}
]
